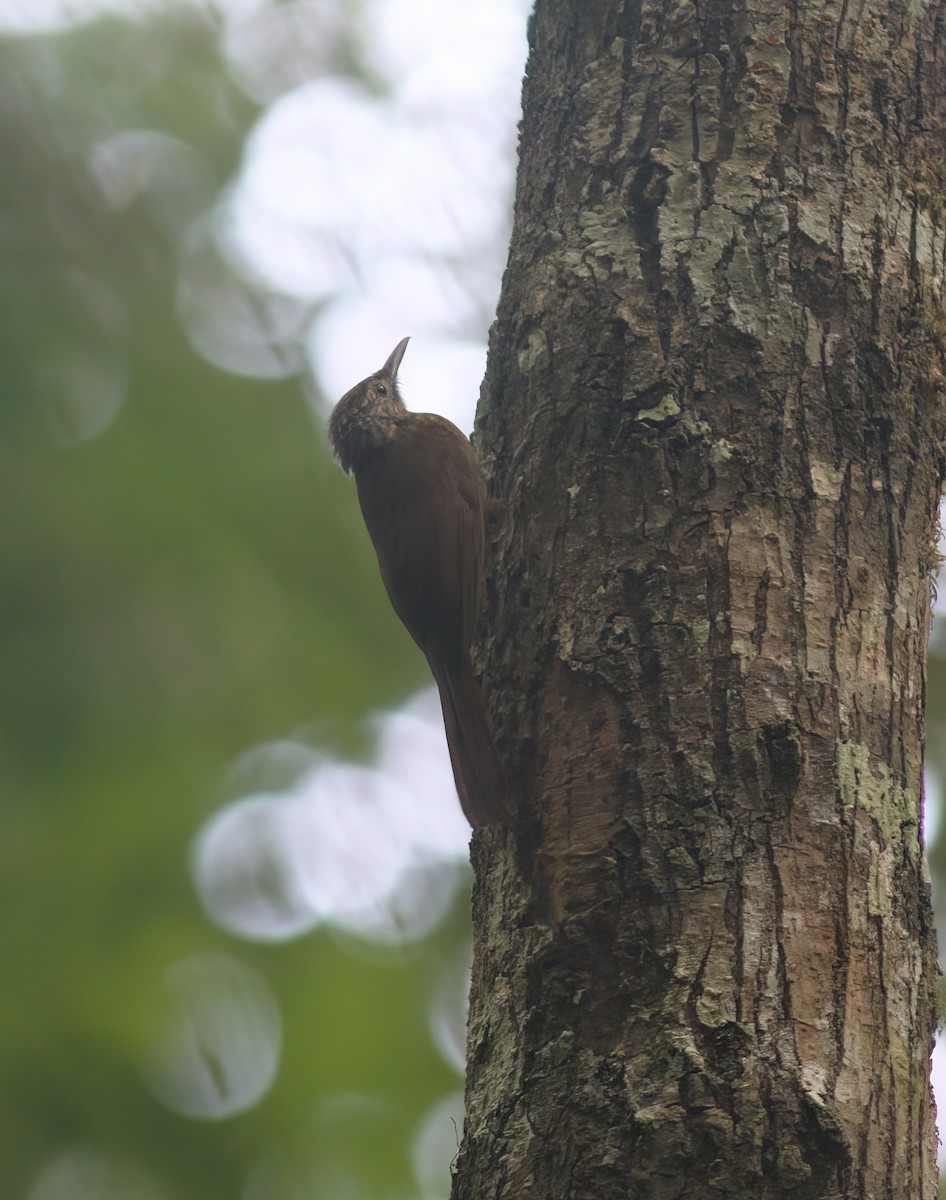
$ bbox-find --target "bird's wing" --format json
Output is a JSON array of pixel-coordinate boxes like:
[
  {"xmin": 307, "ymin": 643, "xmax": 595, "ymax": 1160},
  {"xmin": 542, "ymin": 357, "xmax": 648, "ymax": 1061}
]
[{"xmin": 354, "ymin": 414, "xmax": 486, "ymax": 664}]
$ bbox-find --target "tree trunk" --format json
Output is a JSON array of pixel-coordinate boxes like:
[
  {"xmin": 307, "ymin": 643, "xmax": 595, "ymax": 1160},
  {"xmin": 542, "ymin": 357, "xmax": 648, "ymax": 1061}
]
[{"xmin": 456, "ymin": 0, "xmax": 946, "ymax": 1195}]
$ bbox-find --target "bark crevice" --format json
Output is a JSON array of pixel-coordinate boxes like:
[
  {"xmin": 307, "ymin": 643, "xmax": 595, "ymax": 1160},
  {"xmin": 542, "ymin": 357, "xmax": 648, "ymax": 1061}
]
[{"xmin": 457, "ymin": 0, "xmax": 946, "ymax": 1194}]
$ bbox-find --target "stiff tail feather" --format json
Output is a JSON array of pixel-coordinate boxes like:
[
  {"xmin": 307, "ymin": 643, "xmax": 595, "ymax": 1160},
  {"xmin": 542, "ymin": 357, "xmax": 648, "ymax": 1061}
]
[{"xmin": 431, "ymin": 652, "xmax": 513, "ymax": 828}]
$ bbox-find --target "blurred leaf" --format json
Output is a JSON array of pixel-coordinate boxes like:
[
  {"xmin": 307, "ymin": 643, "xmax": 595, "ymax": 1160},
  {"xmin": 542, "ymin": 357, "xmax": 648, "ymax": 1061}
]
[{"xmin": 0, "ymin": 9, "xmax": 459, "ymax": 1200}]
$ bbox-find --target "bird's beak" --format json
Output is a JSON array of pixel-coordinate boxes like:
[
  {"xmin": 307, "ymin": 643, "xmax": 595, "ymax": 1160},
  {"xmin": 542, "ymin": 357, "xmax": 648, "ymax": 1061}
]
[{"xmin": 382, "ymin": 336, "xmax": 410, "ymax": 379}]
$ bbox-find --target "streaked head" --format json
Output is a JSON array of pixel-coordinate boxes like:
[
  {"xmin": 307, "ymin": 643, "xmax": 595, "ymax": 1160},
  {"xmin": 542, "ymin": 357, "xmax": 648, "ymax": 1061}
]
[{"xmin": 328, "ymin": 337, "xmax": 410, "ymax": 473}]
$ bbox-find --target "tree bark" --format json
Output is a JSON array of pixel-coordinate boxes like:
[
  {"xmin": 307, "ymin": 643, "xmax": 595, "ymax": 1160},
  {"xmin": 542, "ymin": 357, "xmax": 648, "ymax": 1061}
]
[{"xmin": 456, "ymin": 0, "xmax": 946, "ymax": 1196}]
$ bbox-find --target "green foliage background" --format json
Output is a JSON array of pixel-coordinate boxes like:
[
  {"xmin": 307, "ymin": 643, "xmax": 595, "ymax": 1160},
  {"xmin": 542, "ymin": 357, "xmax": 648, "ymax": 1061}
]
[{"xmin": 0, "ymin": 9, "xmax": 468, "ymax": 1199}]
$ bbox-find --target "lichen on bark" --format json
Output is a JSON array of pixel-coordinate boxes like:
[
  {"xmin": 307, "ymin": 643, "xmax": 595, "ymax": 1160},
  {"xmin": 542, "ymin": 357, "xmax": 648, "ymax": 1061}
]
[{"xmin": 455, "ymin": 0, "xmax": 946, "ymax": 1196}]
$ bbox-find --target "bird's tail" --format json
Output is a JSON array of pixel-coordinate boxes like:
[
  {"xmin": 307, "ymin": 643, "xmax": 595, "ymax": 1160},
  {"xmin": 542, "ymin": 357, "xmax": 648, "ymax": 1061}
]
[{"xmin": 431, "ymin": 650, "xmax": 513, "ymax": 829}]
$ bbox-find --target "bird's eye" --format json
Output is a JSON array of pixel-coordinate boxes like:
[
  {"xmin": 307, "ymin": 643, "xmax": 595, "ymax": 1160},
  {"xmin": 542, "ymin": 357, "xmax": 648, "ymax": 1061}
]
[{"xmin": 376, "ymin": 383, "xmax": 387, "ymax": 397}]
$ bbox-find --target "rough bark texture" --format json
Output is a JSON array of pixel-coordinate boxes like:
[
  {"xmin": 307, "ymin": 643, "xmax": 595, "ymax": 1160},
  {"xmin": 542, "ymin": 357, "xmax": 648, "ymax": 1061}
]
[{"xmin": 456, "ymin": 0, "xmax": 946, "ymax": 1196}]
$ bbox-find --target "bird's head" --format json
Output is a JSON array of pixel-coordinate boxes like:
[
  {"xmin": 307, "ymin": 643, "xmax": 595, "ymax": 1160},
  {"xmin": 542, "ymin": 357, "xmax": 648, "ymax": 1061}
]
[{"xmin": 329, "ymin": 337, "xmax": 410, "ymax": 473}]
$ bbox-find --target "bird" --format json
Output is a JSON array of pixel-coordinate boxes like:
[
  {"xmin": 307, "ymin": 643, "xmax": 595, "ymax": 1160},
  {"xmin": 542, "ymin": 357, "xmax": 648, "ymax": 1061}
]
[{"xmin": 328, "ymin": 337, "xmax": 513, "ymax": 829}]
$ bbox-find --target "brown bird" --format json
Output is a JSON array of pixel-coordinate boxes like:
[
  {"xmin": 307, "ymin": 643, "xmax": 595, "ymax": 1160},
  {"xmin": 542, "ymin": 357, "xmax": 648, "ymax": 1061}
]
[{"xmin": 328, "ymin": 337, "xmax": 512, "ymax": 829}]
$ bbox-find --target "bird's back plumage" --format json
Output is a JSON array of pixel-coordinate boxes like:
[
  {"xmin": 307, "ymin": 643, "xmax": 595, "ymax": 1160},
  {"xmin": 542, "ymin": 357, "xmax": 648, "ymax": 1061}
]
[{"xmin": 354, "ymin": 416, "xmax": 482, "ymax": 655}]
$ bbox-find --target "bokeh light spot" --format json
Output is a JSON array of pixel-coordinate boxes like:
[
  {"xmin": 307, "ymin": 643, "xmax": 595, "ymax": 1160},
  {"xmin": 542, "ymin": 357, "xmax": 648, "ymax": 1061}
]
[
  {"xmin": 222, "ymin": 0, "xmax": 346, "ymax": 105},
  {"xmin": 26, "ymin": 1146, "xmax": 168, "ymax": 1200},
  {"xmin": 88, "ymin": 130, "xmax": 214, "ymax": 242},
  {"xmin": 429, "ymin": 945, "xmax": 471, "ymax": 1074},
  {"xmin": 411, "ymin": 1090, "xmax": 465, "ymax": 1200},
  {"xmin": 177, "ymin": 219, "xmax": 311, "ymax": 379},
  {"xmin": 194, "ymin": 690, "xmax": 470, "ymax": 948},
  {"xmin": 193, "ymin": 794, "xmax": 321, "ymax": 941},
  {"xmin": 143, "ymin": 953, "xmax": 281, "ymax": 1120}
]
